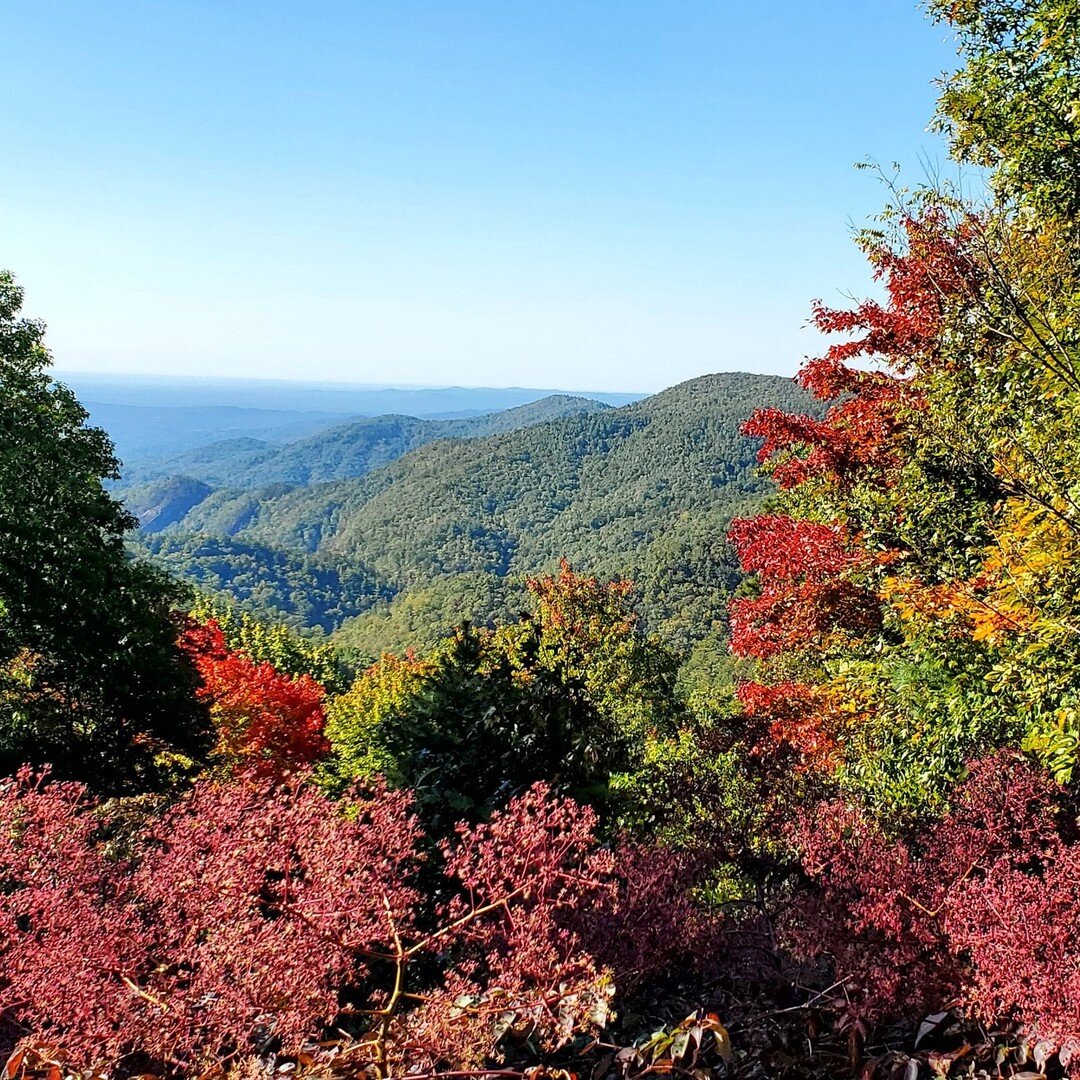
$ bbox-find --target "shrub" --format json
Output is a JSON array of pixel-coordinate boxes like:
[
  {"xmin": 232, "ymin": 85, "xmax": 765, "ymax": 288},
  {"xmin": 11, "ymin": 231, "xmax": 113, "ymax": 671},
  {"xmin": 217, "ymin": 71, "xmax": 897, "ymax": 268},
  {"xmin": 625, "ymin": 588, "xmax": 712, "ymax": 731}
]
[
  {"xmin": 0, "ymin": 769, "xmax": 709, "ymax": 1075},
  {"xmin": 788, "ymin": 752, "xmax": 1080, "ymax": 1056}
]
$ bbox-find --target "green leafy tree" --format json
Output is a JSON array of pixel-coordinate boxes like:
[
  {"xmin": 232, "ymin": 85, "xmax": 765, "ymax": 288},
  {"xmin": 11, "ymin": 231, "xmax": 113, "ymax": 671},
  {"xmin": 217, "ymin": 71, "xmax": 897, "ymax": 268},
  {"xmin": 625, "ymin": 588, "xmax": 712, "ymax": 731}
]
[
  {"xmin": 325, "ymin": 563, "xmax": 684, "ymax": 831},
  {"xmin": 718, "ymin": 0, "xmax": 1080, "ymax": 822},
  {"xmin": 0, "ymin": 272, "xmax": 210, "ymax": 788},
  {"xmin": 931, "ymin": 0, "xmax": 1080, "ymax": 214}
]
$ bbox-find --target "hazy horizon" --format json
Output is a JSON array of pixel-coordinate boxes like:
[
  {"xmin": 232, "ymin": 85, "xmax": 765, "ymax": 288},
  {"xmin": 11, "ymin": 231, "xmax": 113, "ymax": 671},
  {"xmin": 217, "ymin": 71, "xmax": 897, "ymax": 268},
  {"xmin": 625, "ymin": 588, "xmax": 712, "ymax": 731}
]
[{"xmin": 55, "ymin": 368, "xmax": 651, "ymax": 396}]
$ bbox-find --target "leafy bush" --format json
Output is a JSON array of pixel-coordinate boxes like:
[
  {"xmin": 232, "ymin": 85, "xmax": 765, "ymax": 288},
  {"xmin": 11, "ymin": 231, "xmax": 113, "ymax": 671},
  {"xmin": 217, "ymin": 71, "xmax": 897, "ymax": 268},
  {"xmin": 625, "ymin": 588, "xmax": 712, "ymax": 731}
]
[
  {"xmin": 326, "ymin": 563, "xmax": 684, "ymax": 829},
  {"xmin": 787, "ymin": 752, "xmax": 1080, "ymax": 1067},
  {"xmin": 189, "ymin": 596, "xmax": 351, "ymax": 691},
  {"xmin": 0, "ymin": 770, "xmax": 708, "ymax": 1075}
]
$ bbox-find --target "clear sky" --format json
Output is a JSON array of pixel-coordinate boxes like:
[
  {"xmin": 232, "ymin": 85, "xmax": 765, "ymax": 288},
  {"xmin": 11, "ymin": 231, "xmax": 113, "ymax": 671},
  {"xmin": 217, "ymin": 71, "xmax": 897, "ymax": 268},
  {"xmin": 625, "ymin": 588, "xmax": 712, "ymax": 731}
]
[{"xmin": 1, "ymin": 1, "xmax": 960, "ymax": 392}]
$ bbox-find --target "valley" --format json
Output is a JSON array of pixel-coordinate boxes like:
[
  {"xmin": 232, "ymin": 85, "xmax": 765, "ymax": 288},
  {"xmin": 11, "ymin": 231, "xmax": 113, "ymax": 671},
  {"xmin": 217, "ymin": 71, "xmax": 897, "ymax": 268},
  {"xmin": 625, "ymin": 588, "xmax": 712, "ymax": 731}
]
[{"xmin": 119, "ymin": 372, "xmax": 815, "ymax": 660}]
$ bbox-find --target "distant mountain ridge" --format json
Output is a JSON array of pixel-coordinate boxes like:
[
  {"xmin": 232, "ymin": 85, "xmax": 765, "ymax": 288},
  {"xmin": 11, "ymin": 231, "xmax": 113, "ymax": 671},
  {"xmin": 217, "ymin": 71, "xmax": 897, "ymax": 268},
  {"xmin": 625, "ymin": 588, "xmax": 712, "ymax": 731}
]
[
  {"xmin": 121, "ymin": 394, "xmax": 612, "ymax": 489},
  {"xmin": 126, "ymin": 372, "xmax": 821, "ymax": 651},
  {"xmin": 86, "ymin": 402, "xmax": 351, "ymax": 462},
  {"xmin": 61, "ymin": 371, "xmax": 645, "ymax": 414}
]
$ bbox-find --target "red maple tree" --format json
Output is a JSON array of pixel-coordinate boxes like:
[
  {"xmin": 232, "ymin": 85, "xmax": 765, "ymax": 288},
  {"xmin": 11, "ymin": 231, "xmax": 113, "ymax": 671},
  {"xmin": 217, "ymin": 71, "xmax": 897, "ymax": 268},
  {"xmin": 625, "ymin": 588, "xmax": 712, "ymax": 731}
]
[{"xmin": 179, "ymin": 619, "xmax": 329, "ymax": 774}]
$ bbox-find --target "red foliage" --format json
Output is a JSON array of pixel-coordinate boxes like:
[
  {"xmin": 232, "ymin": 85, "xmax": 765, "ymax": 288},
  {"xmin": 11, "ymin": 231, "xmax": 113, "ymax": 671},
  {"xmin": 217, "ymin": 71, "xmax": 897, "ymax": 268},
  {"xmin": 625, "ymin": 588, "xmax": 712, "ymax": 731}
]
[
  {"xmin": 402, "ymin": 785, "xmax": 703, "ymax": 1069},
  {"xmin": 743, "ymin": 212, "xmax": 982, "ymax": 492},
  {"xmin": 789, "ymin": 753, "xmax": 1078, "ymax": 1048},
  {"xmin": 728, "ymin": 516, "xmax": 859, "ymax": 582},
  {"xmin": 0, "ymin": 771, "xmax": 707, "ymax": 1074},
  {"xmin": 0, "ymin": 769, "xmax": 147, "ymax": 1062},
  {"xmin": 950, "ymin": 853, "xmax": 1080, "ymax": 1058},
  {"xmin": 742, "ymin": 361, "xmax": 909, "ymax": 490},
  {"xmin": 943, "ymin": 766, "xmax": 1080, "ymax": 1056},
  {"xmin": 0, "ymin": 769, "xmax": 423, "ymax": 1070},
  {"xmin": 132, "ymin": 775, "xmax": 424, "ymax": 1066},
  {"xmin": 179, "ymin": 619, "xmax": 329, "ymax": 774},
  {"xmin": 728, "ymin": 516, "xmax": 880, "ymax": 658},
  {"xmin": 582, "ymin": 839, "xmax": 709, "ymax": 992},
  {"xmin": 789, "ymin": 797, "xmax": 955, "ymax": 1027},
  {"xmin": 735, "ymin": 681, "xmax": 842, "ymax": 769},
  {"xmin": 811, "ymin": 210, "xmax": 982, "ymax": 374},
  {"xmin": 742, "ymin": 400, "xmax": 901, "ymax": 490},
  {"xmin": 402, "ymin": 784, "xmax": 618, "ymax": 1067}
]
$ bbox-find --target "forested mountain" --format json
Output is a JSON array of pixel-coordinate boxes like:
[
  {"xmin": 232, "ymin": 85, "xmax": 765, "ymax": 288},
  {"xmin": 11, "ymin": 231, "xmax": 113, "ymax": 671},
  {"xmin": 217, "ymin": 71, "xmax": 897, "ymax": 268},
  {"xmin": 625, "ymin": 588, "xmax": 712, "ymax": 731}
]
[
  {"xmin": 120, "ymin": 394, "xmax": 612, "ymax": 488},
  {"xmin": 128, "ymin": 372, "xmax": 818, "ymax": 654}
]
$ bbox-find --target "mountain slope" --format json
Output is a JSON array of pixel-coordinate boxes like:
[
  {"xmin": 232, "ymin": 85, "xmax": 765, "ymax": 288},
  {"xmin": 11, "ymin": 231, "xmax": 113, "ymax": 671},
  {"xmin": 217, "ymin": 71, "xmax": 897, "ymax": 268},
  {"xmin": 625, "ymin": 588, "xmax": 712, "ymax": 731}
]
[
  {"xmin": 136, "ymin": 532, "xmax": 385, "ymax": 633},
  {"xmin": 240, "ymin": 373, "xmax": 807, "ymax": 573},
  {"xmin": 134, "ymin": 373, "xmax": 819, "ymax": 653},
  {"xmin": 126, "ymin": 476, "xmax": 215, "ymax": 532}
]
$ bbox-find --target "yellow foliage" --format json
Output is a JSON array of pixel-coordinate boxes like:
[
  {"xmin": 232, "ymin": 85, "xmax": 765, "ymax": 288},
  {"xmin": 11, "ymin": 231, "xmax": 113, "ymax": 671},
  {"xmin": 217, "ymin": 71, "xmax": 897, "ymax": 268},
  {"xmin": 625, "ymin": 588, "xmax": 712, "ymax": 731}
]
[
  {"xmin": 323, "ymin": 652, "xmax": 435, "ymax": 784},
  {"xmin": 880, "ymin": 497, "xmax": 1080, "ymax": 651},
  {"xmin": 978, "ymin": 499, "xmax": 1080, "ymax": 647}
]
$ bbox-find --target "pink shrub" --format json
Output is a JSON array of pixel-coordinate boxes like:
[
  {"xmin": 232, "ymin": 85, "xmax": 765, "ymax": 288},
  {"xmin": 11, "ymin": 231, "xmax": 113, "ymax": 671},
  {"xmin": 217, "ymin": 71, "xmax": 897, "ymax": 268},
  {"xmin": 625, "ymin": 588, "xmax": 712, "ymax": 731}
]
[
  {"xmin": 789, "ymin": 797, "xmax": 954, "ymax": 1027},
  {"xmin": 0, "ymin": 769, "xmax": 421, "ymax": 1070},
  {"xmin": 0, "ymin": 769, "xmax": 148, "ymax": 1063},
  {"xmin": 0, "ymin": 772, "xmax": 709, "ymax": 1074},
  {"xmin": 581, "ymin": 840, "xmax": 706, "ymax": 993},
  {"xmin": 390, "ymin": 783, "xmax": 608, "ymax": 1070},
  {"xmin": 131, "ymin": 774, "xmax": 424, "ymax": 1066},
  {"xmin": 789, "ymin": 753, "xmax": 1073, "ymax": 1047},
  {"xmin": 942, "ymin": 763, "xmax": 1080, "ymax": 1059}
]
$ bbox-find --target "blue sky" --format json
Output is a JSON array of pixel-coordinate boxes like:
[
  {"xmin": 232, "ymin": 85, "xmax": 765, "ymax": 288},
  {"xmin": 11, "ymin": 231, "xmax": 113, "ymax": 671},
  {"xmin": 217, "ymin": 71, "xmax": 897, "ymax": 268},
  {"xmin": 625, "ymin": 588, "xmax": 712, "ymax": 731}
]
[{"xmin": 1, "ymin": 2, "xmax": 959, "ymax": 392}]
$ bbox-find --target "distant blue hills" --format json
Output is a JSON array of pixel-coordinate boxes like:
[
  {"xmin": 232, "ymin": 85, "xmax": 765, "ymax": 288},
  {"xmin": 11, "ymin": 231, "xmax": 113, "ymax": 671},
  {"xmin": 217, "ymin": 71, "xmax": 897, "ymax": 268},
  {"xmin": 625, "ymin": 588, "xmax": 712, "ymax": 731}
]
[{"xmin": 57, "ymin": 371, "xmax": 645, "ymax": 465}]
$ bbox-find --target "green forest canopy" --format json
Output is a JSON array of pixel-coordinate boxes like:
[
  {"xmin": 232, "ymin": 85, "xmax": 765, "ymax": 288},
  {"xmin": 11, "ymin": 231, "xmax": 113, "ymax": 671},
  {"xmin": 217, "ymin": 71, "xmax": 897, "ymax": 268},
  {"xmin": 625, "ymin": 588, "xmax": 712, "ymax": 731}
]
[{"xmin": 125, "ymin": 372, "xmax": 817, "ymax": 659}]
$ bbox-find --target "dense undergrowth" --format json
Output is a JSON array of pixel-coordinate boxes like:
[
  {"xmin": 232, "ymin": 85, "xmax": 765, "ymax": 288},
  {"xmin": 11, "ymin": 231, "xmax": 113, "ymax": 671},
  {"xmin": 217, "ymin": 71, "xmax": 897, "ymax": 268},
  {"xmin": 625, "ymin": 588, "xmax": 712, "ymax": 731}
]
[{"xmin": 3, "ymin": 1, "xmax": 1080, "ymax": 1076}]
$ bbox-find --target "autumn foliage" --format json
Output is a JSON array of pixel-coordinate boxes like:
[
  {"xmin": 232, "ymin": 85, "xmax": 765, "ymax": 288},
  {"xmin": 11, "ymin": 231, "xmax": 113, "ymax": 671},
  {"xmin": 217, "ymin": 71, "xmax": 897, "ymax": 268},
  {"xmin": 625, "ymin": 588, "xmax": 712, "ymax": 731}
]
[
  {"xmin": 727, "ymin": 515, "xmax": 879, "ymax": 660},
  {"xmin": 0, "ymin": 769, "xmax": 704, "ymax": 1076},
  {"xmin": 8, "ymin": 2, "xmax": 1080, "ymax": 1076},
  {"xmin": 179, "ymin": 618, "xmax": 329, "ymax": 774},
  {"xmin": 788, "ymin": 752, "xmax": 1080, "ymax": 1059}
]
